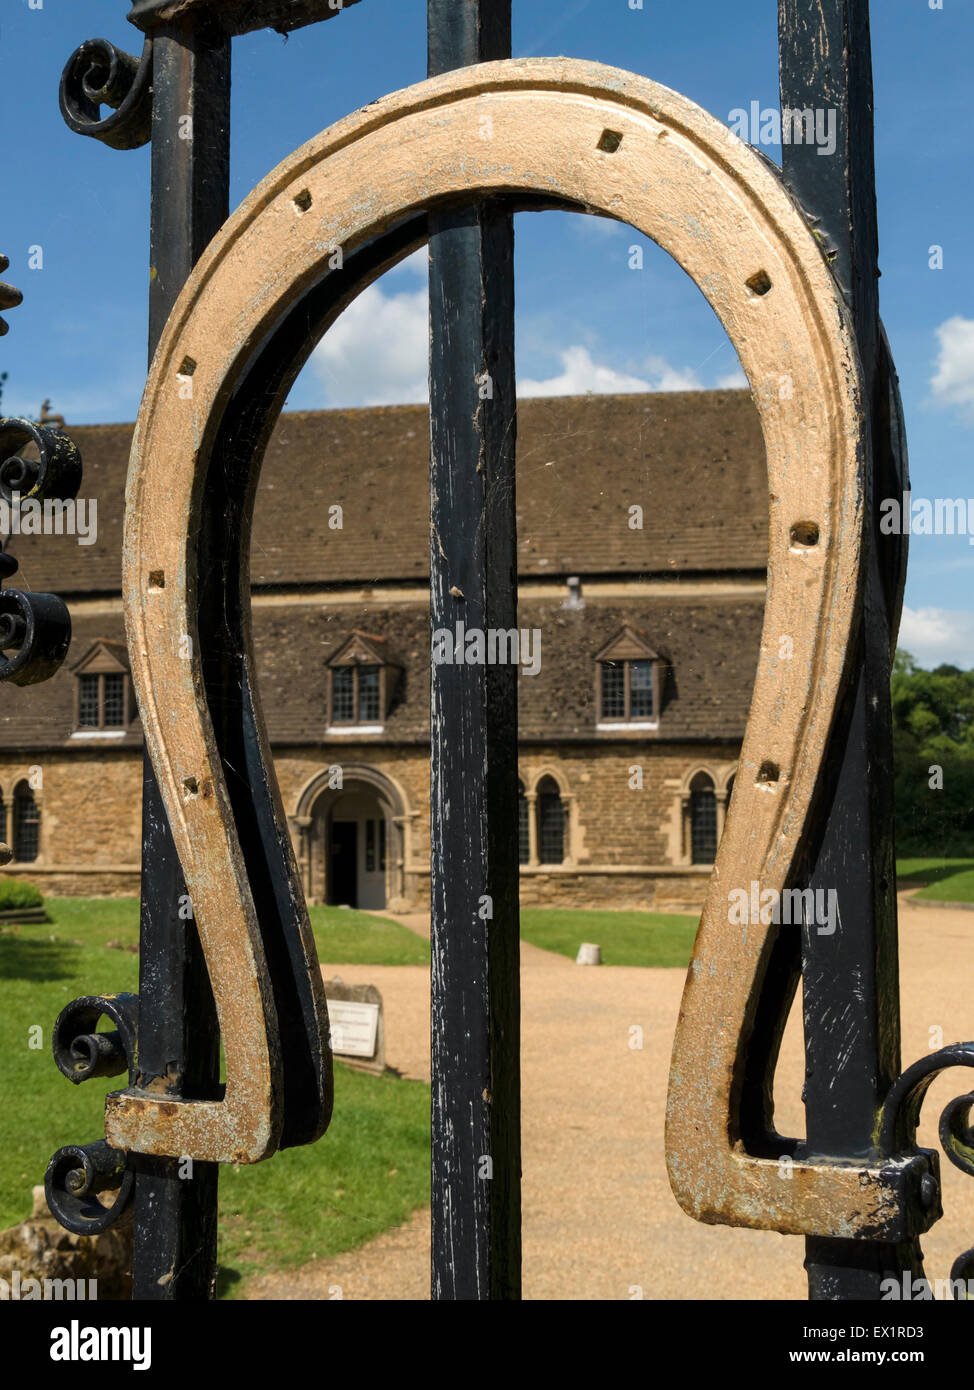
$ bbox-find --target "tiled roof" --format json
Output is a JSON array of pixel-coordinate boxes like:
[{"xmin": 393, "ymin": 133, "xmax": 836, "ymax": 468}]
[
  {"xmin": 3, "ymin": 391, "xmax": 767, "ymax": 595},
  {"xmin": 0, "ymin": 595, "xmax": 763, "ymax": 751}
]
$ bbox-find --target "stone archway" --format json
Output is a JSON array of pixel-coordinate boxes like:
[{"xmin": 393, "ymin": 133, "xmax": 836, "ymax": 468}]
[{"xmin": 291, "ymin": 764, "xmax": 410, "ymax": 910}]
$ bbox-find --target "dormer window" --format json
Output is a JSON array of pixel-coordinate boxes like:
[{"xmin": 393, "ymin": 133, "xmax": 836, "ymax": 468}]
[
  {"xmin": 79, "ymin": 672, "xmax": 127, "ymax": 728},
  {"xmin": 326, "ymin": 632, "xmax": 401, "ymax": 733},
  {"xmin": 331, "ymin": 664, "xmax": 381, "ymax": 724},
  {"xmin": 71, "ymin": 641, "xmax": 133, "ymax": 736},
  {"xmin": 594, "ymin": 627, "xmax": 662, "ymax": 729}
]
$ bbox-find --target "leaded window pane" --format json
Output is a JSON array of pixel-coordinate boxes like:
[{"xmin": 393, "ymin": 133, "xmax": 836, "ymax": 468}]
[
  {"xmin": 79, "ymin": 674, "xmax": 100, "ymax": 727},
  {"xmin": 538, "ymin": 780, "xmax": 564, "ymax": 864},
  {"xmin": 690, "ymin": 780, "xmax": 717, "ymax": 863},
  {"xmin": 358, "ymin": 666, "xmax": 380, "ymax": 722},
  {"xmin": 103, "ymin": 673, "xmax": 126, "ymax": 727},
  {"xmin": 332, "ymin": 667, "xmax": 354, "ymax": 721},
  {"xmin": 13, "ymin": 787, "xmax": 39, "ymax": 862},
  {"xmin": 517, "ymin": 782, "xmax": 529, "ymax": 864},
  {"xmin": 601, "ymin": 662, "xmax": 625, "ymax": 719},
  {"xmin": 630, "ymin": 660, "xmax": 654, "ymax": 719}
]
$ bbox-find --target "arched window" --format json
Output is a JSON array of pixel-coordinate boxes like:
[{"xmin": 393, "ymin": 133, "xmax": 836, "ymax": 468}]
[
  {"xmin": 517, "ymin": 781, "xmax": 530, "ymax": 865},
  {"xmin": 537, "ymin": 776, "xmax": 565, "ymax": 865},
  {"xmin": 689, "ymin": 772, "xmax": 717, "ymax": 864},
  {"xmin": 13, "ymin": 782, "xmax": 39, "ymax": 863}
]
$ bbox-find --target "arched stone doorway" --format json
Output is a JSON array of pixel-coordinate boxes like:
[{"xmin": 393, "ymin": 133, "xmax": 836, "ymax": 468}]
[{"xmin": 291, "ymin": 765, "xmax": 410, "ymax": 910}]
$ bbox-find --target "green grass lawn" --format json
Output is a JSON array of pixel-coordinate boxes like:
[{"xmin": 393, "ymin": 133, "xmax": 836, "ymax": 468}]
[
  {"xmin": 519, "ymin": 907, "xmax": 699, "ymax": 968},
  {"xmin": 308, "ymin": 904, "xmax": 429, "ymax": 965},
  {"xmin": 37, "ymin": 896, "xmax": 430, "ymax": 965},
  {"xmin": 0, "ymin": 927, "xmax": 430, "ymax": 1298},
  {"xmin": 218, "ymin": 1064, "xmax": 428, "ymax": 1296},
  {"xmin": 896, "ymin": 858, "xmax": 974, "ymax": 903}
]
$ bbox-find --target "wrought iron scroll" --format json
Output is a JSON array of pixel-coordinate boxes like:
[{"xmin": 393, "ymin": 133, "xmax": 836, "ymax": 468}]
[
  {"xmin": 0, "ymin": 417, "xmax": 79, "ymax": 687},
  {"xmin": 60, "ymin": 37, "xmax": 154, "ymax": 150},
  {"xmin": 878, "ymin": 1044, "xmax": 974, "ymax": 1291},
  {"xmin": 45, "ymin": 994, "xmax": 140, "ymax": 1235},
  {"xmin": 0, "ymin": 254, "xmax": 22, "ymax": 336}
]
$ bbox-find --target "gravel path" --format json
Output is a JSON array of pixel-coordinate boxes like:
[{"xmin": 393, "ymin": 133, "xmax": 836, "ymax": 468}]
[{"xmin": 247, "ymin": 897, "xmax": 973, "ymax": 1300}]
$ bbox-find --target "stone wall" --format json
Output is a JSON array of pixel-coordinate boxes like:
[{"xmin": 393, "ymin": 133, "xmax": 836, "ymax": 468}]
[
  {"xmin": 0, "ymin": 739, "xmax": 736, "ymax": 910},
  {"xmin": 0, "ymin": 750, "xmax": 142, "ymax": 897},
  {"xmin": 0, "ymin": 1186, "xmax": 132, "ymax": 1301},
  {"xmin": 518, "ymin": 868, "xmax": 710, "ymax": 913}
]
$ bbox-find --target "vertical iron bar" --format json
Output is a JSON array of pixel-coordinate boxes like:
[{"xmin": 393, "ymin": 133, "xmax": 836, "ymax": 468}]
[
  {"xmin": 778, "ymin": 0, "xmax": 916, "ymax": 1298},
  {"xmin": 427, "ymin": 0, "xmax": 521, "ymax": 1300},
  {"xmin": 132, "ymin": 16, "xmax": 230, "ymax": 1300}
]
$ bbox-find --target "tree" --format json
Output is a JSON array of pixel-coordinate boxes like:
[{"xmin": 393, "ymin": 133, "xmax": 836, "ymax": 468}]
[{"xmin": 892, "ymin": 649, "xmax": 974, "ymax": 855}]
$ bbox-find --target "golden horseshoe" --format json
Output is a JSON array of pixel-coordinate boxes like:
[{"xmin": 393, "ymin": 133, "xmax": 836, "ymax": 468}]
[{"xmin": 118, "ymin": 59, "xmax": 875, "ymax": 1230}]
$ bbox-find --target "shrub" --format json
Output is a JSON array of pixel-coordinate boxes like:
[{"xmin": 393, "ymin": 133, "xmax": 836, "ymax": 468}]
[{"xmin": 0, "ymin": 878, "xmax": 44, "ymax": 911}]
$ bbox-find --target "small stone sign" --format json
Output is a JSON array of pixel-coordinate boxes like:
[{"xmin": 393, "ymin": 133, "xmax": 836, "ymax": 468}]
[
  {"xmin": 329, "ymin": 1000, "xmax": 379, "ymax": 1058},
  {"xmin": 323, "ymin": 978, "xmax": 385, "ymax": 1076}
]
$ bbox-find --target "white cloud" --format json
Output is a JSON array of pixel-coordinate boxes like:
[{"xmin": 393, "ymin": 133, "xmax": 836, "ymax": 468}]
[
  {"xmin": 572, "ymin": 214, "xmax": 626, "ymax": 241},
  {"xmin": 519, "ymin": 346, "xmax": 653, "ymax": 397},
  {"xmin": 898, "ymin": 604, "xmax": 974, "ymax": 669},
  {"xmin": 519, "ymin": 347, "xmax": 708, "ymax": 398},
  {"xmin": 642, "ymin": 354, "xmax": 704, "ymax": 393},
  {"xmin": 309, "ymin": 260, "xmax": 723, "ymax": 407},
  {"xmin": 390, "ymin": 248, "xmax": 427, "ymax": 279},
  {"xmin": 311, "ymin": 276, "xmax": 429, "ymax": 408},
  {"xmin": 716, "ymin": 367, "xmax": 749, "ymax": 389},
  {"xmin": 930, "ymin": 316, "xmax": 974, "ymax": 422}
]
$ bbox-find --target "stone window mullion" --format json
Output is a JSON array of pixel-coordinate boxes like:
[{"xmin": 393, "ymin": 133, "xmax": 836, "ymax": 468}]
[
  {"xmin": 715, "ymin": 788, "xmax": 729, "ymax": 843},
  {"xmin": 526, "ymin": 791, "xmax": 539, "ymax": 866},
  {"xmin": 561, "ymin": 792, "xmax": 575, "ymax": 865}
]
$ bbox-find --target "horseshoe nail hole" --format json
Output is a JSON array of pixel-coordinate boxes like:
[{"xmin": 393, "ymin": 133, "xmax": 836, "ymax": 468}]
[
  {"xmin": 790, "ymin": 521, "xmax": 820, "ymax": 549},
  {"xmin": 746, "ymin": 270, "xmax": 773, "ymax": 297},
  {"xmin": 597, "ymin": 129, "xmax": 624, "ymax": 154},
  {"xmin": 293, "ymin": 188, "xmax": 313, "ymax": 212},
  {"xmin": 148, "ymin": 570, "xmax": 165, "ymax": 589},
  {"xmin": 177, "ymin": 356, "xmax": 197, "ymax": 378},
  {"xmin": 182, "ymin": 776, "xmax": 199, "ymax": 798},
  {"xmin": 756, "ymin": 761, "xmax": 780, "ymax": 788}
]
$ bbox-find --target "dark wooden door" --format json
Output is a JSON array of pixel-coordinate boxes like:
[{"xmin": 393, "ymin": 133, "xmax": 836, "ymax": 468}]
[{"xmin": 328, "ymin": 821, "xmax": 357, "ymax": 907}]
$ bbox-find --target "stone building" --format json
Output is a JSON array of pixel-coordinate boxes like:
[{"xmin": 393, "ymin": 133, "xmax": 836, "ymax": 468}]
[{"xmin": 0, "ymin": 390, "xmax": 766, "ymax": 912}]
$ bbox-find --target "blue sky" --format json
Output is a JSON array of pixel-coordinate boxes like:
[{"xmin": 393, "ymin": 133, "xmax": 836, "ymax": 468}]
[{"xmin": 2, "ymin": 0, "xmax": 972, "ymax": 662}]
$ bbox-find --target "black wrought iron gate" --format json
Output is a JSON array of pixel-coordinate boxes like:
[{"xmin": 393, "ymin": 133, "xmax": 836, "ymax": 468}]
[{"xmin": 3, "ymin": 0, "xmax": 972, "ymax": 1305}]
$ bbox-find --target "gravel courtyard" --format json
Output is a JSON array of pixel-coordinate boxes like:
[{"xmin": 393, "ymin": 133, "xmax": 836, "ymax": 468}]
[{"xmin": 248, "ymin": 897, "xmax": 973, "ymax": 1300}]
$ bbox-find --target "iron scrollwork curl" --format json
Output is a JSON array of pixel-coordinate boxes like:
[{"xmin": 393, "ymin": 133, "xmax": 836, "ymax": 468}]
[
  {"xmin": 59, "ymin": 37, "xmax": 153, "ymax": 151},
  {"xmin": 0, "ymin": 586, "xmax": 72, "ymax": 687},
  {"xmin": 0, "ymin": 254, "xmax": 22, "ymax": 337},
  {"xmin": 881, "ymin": 1041, "xmax": 974, "ymax": 1295},
  {"xmin": 0, "ymin": 417, "xmax": 82, "ymax": 505},
  {"xmin": 46, "ymin": 994, "xmax": 139, "ymax": 1236},
  {"xmin": 0, "ymin": 418, "xmax": 80, "ymax": 685}
]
